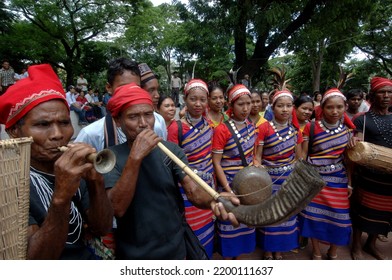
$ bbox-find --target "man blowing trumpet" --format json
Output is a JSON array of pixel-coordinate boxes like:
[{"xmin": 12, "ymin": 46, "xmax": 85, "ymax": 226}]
[
  {"xmin": 104, "ymin": 83, "xmax": 240, "ymax": 259},
  {"xmin": 0, "ymin": 64, "xmax": 113, "ymax": 259}
]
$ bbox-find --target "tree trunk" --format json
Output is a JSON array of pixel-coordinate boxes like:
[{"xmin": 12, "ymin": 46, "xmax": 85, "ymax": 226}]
[
  {"xmin": 236, "ymin": 0, "xmax": 323, "ymax": 80},
  {"xmin": 311, "ymin": 39, "xmax": 327, "ymax": 93}
]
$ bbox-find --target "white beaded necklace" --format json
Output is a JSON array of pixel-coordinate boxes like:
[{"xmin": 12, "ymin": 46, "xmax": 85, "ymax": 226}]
[
  {"xmin": 229, "ymin": 119, "xmax": 251, "ymax": 142},
  {"xmin": 318, "ymin": 119, "xmax": 343, "ymax": 135},
  {"xmin": 270, "ymin": 120, "xmax": 293, "ymax": 141}
]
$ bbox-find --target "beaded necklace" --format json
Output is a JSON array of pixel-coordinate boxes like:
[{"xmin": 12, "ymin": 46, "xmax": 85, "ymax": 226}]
[
  {"xmin": 318, "ymin": 119, "xmax": 343, "ymax": 135},
  {"xmin": 229, "ymin": 119, "xmax": 251, "ymax": 142},
  {"xmin": 269, "ymin": 120, "xmax": 294, "ymax": 141},
  {"xmin": 185, "ymin": 112, "xmax": 204, "ymax": 133},
  {"xmin": 368, "ymin": 110, "xmax": 392, "ymax": 146}
]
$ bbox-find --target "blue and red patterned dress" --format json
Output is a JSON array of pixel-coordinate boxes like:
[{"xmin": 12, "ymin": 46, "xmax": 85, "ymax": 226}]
[
  {"xmin": 298, "ymin": 120, "xmax": 352, "ymax": 245},
  {"xmin": 256, "ymin": 121, "xmax": 301, "ymax": 252},
  {"xmin": 168, "ymin": 118, "xmax": 215, "ymax": 258},
  {"xmin": 212, "ymin": 119, "xmax": 256, "ymax": 258}
]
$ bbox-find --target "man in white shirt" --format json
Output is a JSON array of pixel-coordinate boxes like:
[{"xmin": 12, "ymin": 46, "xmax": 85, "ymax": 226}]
[
  {"xmin": 75, "ymin": 58, "xmax": 167, "ymax": 152},
  {"xmin": 77, "ymin": 74, "xmax": 88, "ymax": 93},
  {"xmin": 15, "ymin": 67, "xmax": 29, "ymax": 81},
  {"xmin": 171, "ymin": 71, "xmax": 182, "ymax": 107}
]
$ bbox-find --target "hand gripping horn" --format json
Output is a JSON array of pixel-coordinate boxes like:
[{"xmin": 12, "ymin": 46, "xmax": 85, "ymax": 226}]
[
  {"xmin": 157, "ymin": 142, "xmax": 325, "ymax": 227},
  {"xmin": 58, "ymin": 146, "xmax": 116, "ymax": 174}
]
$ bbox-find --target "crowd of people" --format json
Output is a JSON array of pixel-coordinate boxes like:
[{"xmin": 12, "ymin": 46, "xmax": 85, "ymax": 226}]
[{"xmin": 0, "ymin": 58, "xmax": 391, "ymax": 261}]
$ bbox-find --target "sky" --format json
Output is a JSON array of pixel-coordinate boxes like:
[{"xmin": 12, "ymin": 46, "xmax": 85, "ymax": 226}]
[
  {"xmin": 150, "ymin": 0, "xmax": 170, "ymax": 5},
  {"xmin": 150, "ymin": 0, "xmax": 187, "ymax": 6}
]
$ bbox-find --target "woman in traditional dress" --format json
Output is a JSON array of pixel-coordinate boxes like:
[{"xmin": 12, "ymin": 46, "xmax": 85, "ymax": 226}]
[
  {"xmin": 299, "ymin": 87, "xmax": 355, "ymax": 260},
  {"xmin": 167, "ymin": 79, "xmax": 215, "ymax": 258},
  {"xmin": 157, "ymin": 95, "xmax": 176, "ymax": 128},
  {"xmin": 212, "ymin": 84, "xmax": 256, "ymax": 259},
  {"xmin": 255, "ymin": 83, "xmax": 302, "ymax": 260},
  {"xmin": 294, "ymin": 95, "xmax": 314, "ymax": 133},
  {"xmin": 205, "ymin": 83, "xmax": 229, "ymax": 128}
]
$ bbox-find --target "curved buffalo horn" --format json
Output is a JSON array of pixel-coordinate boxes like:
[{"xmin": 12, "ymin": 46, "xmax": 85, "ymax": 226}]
[
  {"xmin": 157, "ymin": 142, "xmax": 324, "ymax": 227},
  {"xmin": 217, "ymin": 160, "xmax": 325, "ymax": 227}
]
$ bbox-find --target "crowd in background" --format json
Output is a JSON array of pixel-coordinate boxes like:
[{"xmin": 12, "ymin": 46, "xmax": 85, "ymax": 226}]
[{"xmin": 0, "ymin": 58, "xmax": 391, "ymax": 261}]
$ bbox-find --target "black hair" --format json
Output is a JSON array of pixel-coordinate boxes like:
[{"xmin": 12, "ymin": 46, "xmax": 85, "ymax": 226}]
[
  {"xmin": 107, "ymin": 57, "xmax": 140, "ymax": 86},
  {"xmin": 250, "ymin": 88, "xmax": 260, "ymax": 94},
  {"xmin": 207, "ymin": 81, "xmax": 224, "ymax": 96},
  {"xmin": 5, "ymin": 117, "xmax": 25, "ymax": 136},
  {"xmin": 294, "ymin": 95, "xmax": 314, "ymax": 108},
  {"xmin": 313, "ymin": 91, "xmax": 322, "ymax": 100},
  {"xmin": 345, "ymin": 88, "xmax": 364, "ymax": 100},
  {"xmin": 157, "ymin": 94, "xmax": 173, "ymax": 110}
]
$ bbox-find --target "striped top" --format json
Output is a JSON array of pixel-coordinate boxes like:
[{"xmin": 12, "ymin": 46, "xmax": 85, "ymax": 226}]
[
  {"xmin": 303, "ymin": 121, "xmax": 350, "ymax": 167},
  {"xmin": 167, "ymin": 118, "xmax": 214, "ymax": 231},
  {"xmin": 257, "ymin": 121, "xmax": 301, "ymax": 168},
  {"xmin": 212, "ymin": 120, "xmax": 256, "ymax": 185}
]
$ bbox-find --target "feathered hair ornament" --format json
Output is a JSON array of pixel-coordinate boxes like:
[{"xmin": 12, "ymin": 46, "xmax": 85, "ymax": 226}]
[
  {"xmin": 316, "ymin": 66, "xmax": 356, "ymax": 129},
  {"xmin": 321, "ymin": 66, "xmax": 354, "ymax": 106},
  {"xmin": 268, "ymin": 65, "xmax": 292, "ymax": 93},
  {"xmin": 268, "ymin": 65, "xmax": 293, "ymax": 105},
  {"xmin": 265, "ymin": 65, "xmax": 299, "ymax": 129},
  {"xmin": 333, "ymin": 66, "xmax": 354, "ymax": 90}
]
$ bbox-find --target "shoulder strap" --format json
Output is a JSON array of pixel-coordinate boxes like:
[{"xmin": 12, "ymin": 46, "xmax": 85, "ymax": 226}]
[
  {"xmin": 307, "ymin": 120, "xmax": 315, "ymax": 160},
  {"xmin": 104, "ymin": 114, "xmax": 116, "ymax": 149},
  {"xmin": 224, "ymin": 121, "xmax": 248, "ymax": 167},
  {"xmin": 176, "ymin": 120, "xmax": 183, "ymax": 147}
]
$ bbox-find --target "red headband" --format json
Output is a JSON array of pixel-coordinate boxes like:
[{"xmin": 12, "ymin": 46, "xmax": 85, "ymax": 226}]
[
  {"xmin": 184, "ymin": 79, "xmax": 208, "ymax": 96},
  {"xmin": 314, "ymin": 89, "xmax": 355, "ymax": 129},
  {"xmin": 107, "ymin": 83, "xmax": 153, "ymax": 117},
  {"xmin": 228, "ymin": 84, "xmax": 251, "ymax": 104},
  {"xmin": 272, "ymin": 89, "xmax": 293, "ymax": 104},
  {"xmin": 371, "ymin": 77, "xmax": 392, "ymax": 92},
  {"xmin": 0, "ymin": 64, "xmax": 68, "ymax": 129},
  {"xmin": 321, "ymin": 88, "xmax": 346, "ymax": 105}
]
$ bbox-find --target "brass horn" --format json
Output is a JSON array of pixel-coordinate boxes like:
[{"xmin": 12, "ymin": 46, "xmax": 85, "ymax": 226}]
[
  {"xmin": 157, "ymin": 142, "xmax": 325, "ymax": 227},
  {"xmin": 58, "ymin": 146, "xmax": 116, "ymax": 174}
]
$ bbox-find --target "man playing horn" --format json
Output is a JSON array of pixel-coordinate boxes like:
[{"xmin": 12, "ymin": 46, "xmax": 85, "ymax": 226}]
[
  {"xmin": 0, "ymin": 64, "xmax": 113, "ymax": 259},
  {"xmin": 350, "ymin": 77, "xmax": 392, "ymax": 260},
  {"xmin": 104, "ymin": 83, "xmax": 239, "ymax": 259}
]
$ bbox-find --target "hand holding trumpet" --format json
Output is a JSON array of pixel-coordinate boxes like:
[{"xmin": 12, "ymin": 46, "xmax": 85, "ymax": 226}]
[{"xmin": 54, "ymin": 143, "xmax": 102, "ymax": 201}]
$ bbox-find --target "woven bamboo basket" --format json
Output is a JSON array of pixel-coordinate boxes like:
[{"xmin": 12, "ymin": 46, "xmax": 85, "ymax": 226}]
[{"xmin": 0, "ymin": 137, "xmax": 33, "ymax": 260}]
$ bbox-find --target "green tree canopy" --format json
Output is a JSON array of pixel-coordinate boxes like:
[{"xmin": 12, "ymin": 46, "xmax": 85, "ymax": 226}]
[
  {"xmin": 8, "ymin": 0, "xmax": 146, "ymax": 86},
  {"xmin": 354, "ymin": 0, "xmax": 392, "ymax": 76}
]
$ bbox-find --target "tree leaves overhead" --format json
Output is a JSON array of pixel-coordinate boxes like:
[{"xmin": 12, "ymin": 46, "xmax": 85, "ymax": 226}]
[
  {"xmin": 8, "ymin": 0, "xmax": 146, "ymax": 86},
  {"xmin": 354, "ymin": 0, "xmax": 392, "ymax": 76},
  {"xmin": 2, "ymin": 0, "xmax": 390, "ymax": 94},
  {"xmin": 0, "ymin": 1, "xmax": 14, "ymax": 34}
]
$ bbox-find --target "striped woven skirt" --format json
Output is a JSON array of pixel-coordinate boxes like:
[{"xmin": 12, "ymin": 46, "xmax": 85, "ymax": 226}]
[{"xmin": 299, "ymin": 168, "xmax": 351, "ymax": 246}]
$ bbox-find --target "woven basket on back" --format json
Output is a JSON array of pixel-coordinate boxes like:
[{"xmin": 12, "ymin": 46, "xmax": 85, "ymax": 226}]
[{"xmin": 0, "ymin": 137, "xmax": 33, "ymax": 260}]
